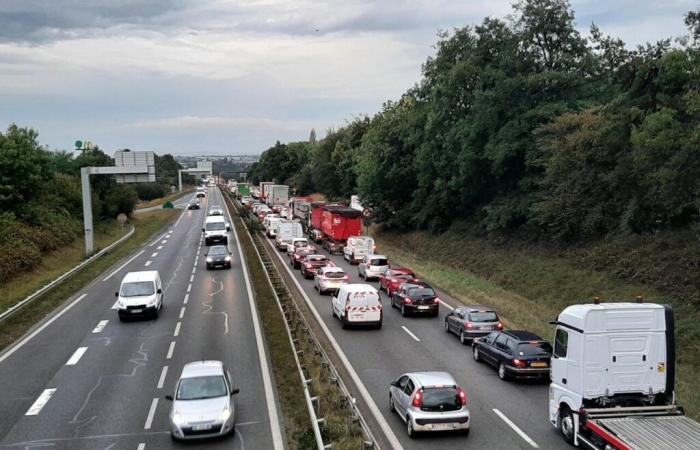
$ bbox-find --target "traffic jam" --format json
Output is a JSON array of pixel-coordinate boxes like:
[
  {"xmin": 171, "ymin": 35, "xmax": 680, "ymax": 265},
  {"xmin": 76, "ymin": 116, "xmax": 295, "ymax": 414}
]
[{"xmin": 231, "ymin": 180, "xmax": 700, "ymax": 449}]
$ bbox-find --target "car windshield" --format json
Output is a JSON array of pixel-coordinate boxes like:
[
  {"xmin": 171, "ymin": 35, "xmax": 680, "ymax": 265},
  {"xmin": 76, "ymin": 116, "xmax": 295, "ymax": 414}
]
[
  {"xmin": 469, "ymin": 312, "xmax": 498, "ymax": 322},
  {"xmin": 120, "ymin": 281, "xmax": 155, "ymax": 297},
  {"xmin": 309, "ymin": 256, "xmax": 326, "ymax": 262},
  {"xmin": 297, "ymin": 249, "xmax": 314, "ymax": 256},
  {"xmin": 209, "ymin": 247, "xmax": 227, "ymax": 255},
  {"xmin": 325, "ymin": 271, "xmax": 345, "ymax": 279},
  {"xmin": 370, "ymin": 258, "xmax": 388, "ymax": 266},
  {"xmin": 206, "ymin": 222, "xmax": 225, "ymax": 231},
  {"xmin": 176, "ymin": 375, "xmax": 227, "ymax": 400},
  {"xmin": 421, "ymin": 387, "xmax": 461, "ymax": 412},
  {"xmin": 517, "ymin": 341, "xmax": 553, "ymax": 356},
  {"xmin": 294, "ymin": 241, "xmax": 308, "ymax": 247},
  {"xmin": 408, "ymin": 287, "xmax": 435, "ymax": 297}
]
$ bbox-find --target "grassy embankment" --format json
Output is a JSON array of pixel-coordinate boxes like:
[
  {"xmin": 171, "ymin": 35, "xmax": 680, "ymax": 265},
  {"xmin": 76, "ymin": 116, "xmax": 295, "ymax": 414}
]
[
  {"xmin": 0, "ymin": 209, "xmax": 179, "ymax": 352},
  {"xmin": 374, "ymin": 223, "xmax": 700, "ymax": 420},
  {"xmin": 135, "ymin": 188, "xmax": 193, "ymax": 209}
]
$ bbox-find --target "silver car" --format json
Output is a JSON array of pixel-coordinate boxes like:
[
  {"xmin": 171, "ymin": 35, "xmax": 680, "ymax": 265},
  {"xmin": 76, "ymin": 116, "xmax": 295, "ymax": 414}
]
[
  {"xmin": 358, "ymin": 254, "xmax": 389, "ymax": 281},
  {"xmin": 166, "ymin": 361, "xmax": 239, "ymax": 441},
  {"xmin": 208, "ymin": 206, "xmax": 224, "ymax": 216},
  {"xmin": 389, "ymin": 371, "xmax": 470, "ymax": 438},
  {"xmin": 314, "ymin": 266, "xmax": 349, "ymax": 295}
]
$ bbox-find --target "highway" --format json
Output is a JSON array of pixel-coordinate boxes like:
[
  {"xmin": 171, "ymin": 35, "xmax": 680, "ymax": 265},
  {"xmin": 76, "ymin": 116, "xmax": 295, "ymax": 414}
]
[
  {"xmin": 257, "ymin": 221, "xmax": 568, "ymax": 450},
  {"xmin": 0, "ymin": 187, "xmax": 282, "ymax": 450}
]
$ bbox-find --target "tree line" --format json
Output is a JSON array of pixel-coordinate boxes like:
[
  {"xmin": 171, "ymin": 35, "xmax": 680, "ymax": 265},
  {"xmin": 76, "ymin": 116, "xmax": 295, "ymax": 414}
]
[
  {"xmin": 248, "ymin": 0, "xmax": 700, "ymax": 240},
  {"xmin": 0, "ymin": 124, "xmax": 182, "ymax": 282}
]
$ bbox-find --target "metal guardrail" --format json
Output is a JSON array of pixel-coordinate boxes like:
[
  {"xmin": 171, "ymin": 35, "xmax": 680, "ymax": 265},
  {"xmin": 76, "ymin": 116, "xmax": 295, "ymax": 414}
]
[
  {"xmin": 225, "ymin": 192, "xmax": 378, "ymax": 450},
  {"xmin": 0, "ymin": 225, "xmax": 135, "ymax": 323}
]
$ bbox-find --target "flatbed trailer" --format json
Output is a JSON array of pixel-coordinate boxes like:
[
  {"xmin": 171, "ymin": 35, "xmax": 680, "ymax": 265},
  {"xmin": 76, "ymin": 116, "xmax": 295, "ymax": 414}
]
[{"xmin": 578, "ymin": 405, "xmax": 700, "ymax": 450}]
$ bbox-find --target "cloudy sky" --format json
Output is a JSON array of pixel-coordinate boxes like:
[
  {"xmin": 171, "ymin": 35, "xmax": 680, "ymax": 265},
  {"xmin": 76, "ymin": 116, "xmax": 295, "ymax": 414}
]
[{"xmin": 0, "ymin": 0, "xmax": 697, "ymax": 156}]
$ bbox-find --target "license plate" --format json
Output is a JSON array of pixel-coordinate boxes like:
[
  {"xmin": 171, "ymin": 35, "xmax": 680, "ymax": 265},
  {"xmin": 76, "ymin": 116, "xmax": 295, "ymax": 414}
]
[
  {"xmin": 351, "ymin": 313, "xmax": 365, "ymax": 320},
  {"xmin": 131, "ymin": 309, "xmax": 142, "ymax": 314},
  {"xmin": 192, "ymin": 424, "xmax": 212, "ymax": 431},
  {"xmin": 531, "ymin": 362, "xmax": 548, "ymax": 368},
  {"xmin": 431, "ymin": 423, "xmax": 453, "ymax": 430},
  {"xmin": 418, "ymin": 306, "xmax": 430, "ymax": 310},
  {"xmin": 480, "ymin": 326, "xmax": 493, "ymax": 331}
]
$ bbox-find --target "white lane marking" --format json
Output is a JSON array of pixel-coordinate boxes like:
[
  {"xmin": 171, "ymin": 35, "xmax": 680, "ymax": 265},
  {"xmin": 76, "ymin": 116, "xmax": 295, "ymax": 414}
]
[
  {"xmin": 179, "ymin": 307, "xmax": 185, "ymax": 319},
  {"xmin": 401, "ymin": 326, "xmax": 421, "ymax": 342},
  {"xmin": 157, "ymin": 366, "xmax": 168, "ymax": 389},
  {"xmin": 439, "ymin": 299, "xmax": 454, "ymax": 311},
  {"xmin": 149, "ymin": 232, "xmax": 167, "ymax": 247},
  {"xmin": 137, "ymin": 443, "xmax": 146, "ymax": 450},
  {"xmin": 0, "ymin": 294, "xmax": 87, "ymax": 365},
  {"xmin": 189, "ymin": 274, "xmax": 194, "ymax": 283},
  {"xmin": 66, "ymin": 347, "xmax": 88, "ymax": 366},
  {"xmin": 225, "ymin": 190, "xmax": 284, "ymax": 450},
  {"xmin": 151, "ymin": 252, "xmax": 158, "ymax": 257},
  {"xmin": 144, "ymin": 398, "xmax": 158, "ymax": 430},
  {"xmin": 183, "ymin": 294, "xmax": 189, "ymax": 305},
  {"xmin": 92, "ymin": 320, "xmax": 109, "ymax": 334},
  {"xmin": 266, "ymin": 233, "xmax": 405, "ymax": 450},
  {"xmin": 25, "ymin": 389, "xmax": 57, "ymax": 415},
  {"xmin": 169, "ymin": 229, "xmax": 173, "ymax": 233},
  {"xmin": 157, "ymin": 245, "xmax": 163, "ymax": 250},
  {"xmin": 144, "ymin": 260, "xmax": 152, "ymax": 267},
  {"xmin": 173, "ymin": 322, "xmax": 181, "ymax": 337},
  {"xmin": 493, "ymin": 408, "xmax": 540, "ymax": 448},
  {"xmin": 191, "ymin": 268, "xmax": 196, "ymax": 275},
  {"xmin": 111, "ymin": 300, "xmax": 119, "ymax": 310},
  {"xmin": 103, "ymin": 250, "xmax": 145, "ymax": 281},
  {"xmin": 186, "ymin": 284, "xmax": 191, "ymax": 293},
  {"xmin": 166, "ymin": 341, "xmax": 176, "ymax": 359},
  {"xmin": 161, "ymin": 240, "xmax": 167, "ymax": 244}
]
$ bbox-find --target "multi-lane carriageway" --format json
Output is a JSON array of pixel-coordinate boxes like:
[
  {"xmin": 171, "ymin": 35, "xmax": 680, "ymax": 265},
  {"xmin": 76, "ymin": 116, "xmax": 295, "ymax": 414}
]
[
  {"xmin": 253, "ymin": 196, "xmax": 570, "ymax": 450},
  {"xmin": 0, "ymin": 187, "xmax": 283, "ymax": 450}
]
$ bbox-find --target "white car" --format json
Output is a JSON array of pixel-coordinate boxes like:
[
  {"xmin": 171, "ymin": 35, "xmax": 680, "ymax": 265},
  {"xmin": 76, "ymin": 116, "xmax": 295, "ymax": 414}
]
[
  {"xmin": 314, "ymin": 266, "xmax": 350, "ymax": 295},
  {"xmin": 358, "ymin": 254, "xmax": 389, "ymax": 281},
  {"xmin": 208, "ymin": 206, "xmax": 224, "ymax": 216},
  {"xmin": 167, "ymin": 361, "xmax": 239, "ymax": 441},
  {"xmin": 287, "ymin": 237, "xmax": 312, "ymax": 255}
]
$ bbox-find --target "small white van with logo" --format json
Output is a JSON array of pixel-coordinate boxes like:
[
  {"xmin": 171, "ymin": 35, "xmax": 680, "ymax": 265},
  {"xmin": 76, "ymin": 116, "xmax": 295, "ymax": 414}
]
[
  {"xmin": 331, "ymin": 284, "xmax": 382, "ymax": 329},
  {"xmin": 116, "ymin": 271, "xmax": 163, "ymax": 320}
]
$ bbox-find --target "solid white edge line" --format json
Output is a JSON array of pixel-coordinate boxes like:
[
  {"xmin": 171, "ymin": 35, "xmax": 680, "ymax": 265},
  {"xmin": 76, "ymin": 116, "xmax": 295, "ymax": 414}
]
[
  {"xmin": 25, "ymin": 388, "xmax": 57, "ymax": 415},
  {"xmin": 66, "ymin": 347, "xmax": 88, "ymax": 366},
  {"xmin": 103, "ymin": 250, "xmax": 145, "ymax": 281},
  {"xmin": 493, "ymin": 408, "xmax": 540, "ymax": 448},
  {"xmin": 137, "ymin": 443, "xmax": 146, "ymax": 450},
  {"xmin": 174, "ymin": 322, "xmax": 181, "ymax": 337},
  {"xmin": 157, "ymin": 366, "xmax": 168, "ymax": 389},
  {"xmin": 401, "ymin": 326, "xmax": 421, "ymax": 342},
  {"xmin": 166, "ymin": 341, "xmax": 176, "ymax": 359},
  {"xmin": 438, "ymin": 299, "xmax": 454, "ymax": 311},
  {"xmin": 0, "ymin": 294, "xmax": 87, "ymax": 365},
  {"xmin": 144, "ymin": 398, "xmax": 158, "ymax": 430},
  {"xmin": 265, "ymin": 224, "xmax": 405, "ymax": 450},
  {"xmin": 224, "ymin": 188, "xmax": 284, "ymax": 450},
  {"xmin": 92, "ymin": 320, "xmax": 109, "ymax": 333}
]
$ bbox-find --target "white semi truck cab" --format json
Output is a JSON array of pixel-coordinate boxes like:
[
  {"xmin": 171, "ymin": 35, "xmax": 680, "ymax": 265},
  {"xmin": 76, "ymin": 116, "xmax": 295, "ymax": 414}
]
[{"xmin": 549, "ymin": 300, "xmax": 700, "ymax": 449}]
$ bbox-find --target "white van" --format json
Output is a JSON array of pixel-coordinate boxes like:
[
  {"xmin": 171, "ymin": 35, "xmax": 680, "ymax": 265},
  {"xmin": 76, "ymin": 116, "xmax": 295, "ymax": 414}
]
[
  {"xmin": 265, "ymin": 217, "xmax": 285, "ymax": 238},
  {"xmin": 331, "ymin": 284, "xmax": 382, "ymax": 329},
  {"xmin": 203, "ymin": 216, "xmax": 229, "ymax": 246},
  {"xmin": 115, "ymin": 271, "xmax": 163, "ymax": 320},
  {"xmin": 344, "ymin": 236, "xmax": 375, "ymax": 264},
  {"xmin": 275, "ymin": 222, "xmax": 304, "ymax": 251}
]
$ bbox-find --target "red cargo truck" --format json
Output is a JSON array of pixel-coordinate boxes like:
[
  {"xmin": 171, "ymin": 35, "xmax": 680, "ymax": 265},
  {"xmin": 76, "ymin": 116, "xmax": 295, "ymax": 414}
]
[{"xmin": 320, "ymin": 207, "xmax": 363, "ymax": 253}]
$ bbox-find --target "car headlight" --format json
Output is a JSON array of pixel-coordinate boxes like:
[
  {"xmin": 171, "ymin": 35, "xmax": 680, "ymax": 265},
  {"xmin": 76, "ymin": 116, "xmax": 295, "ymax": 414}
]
[
  {"xmin": 225, "ymin": 256, "xmax": 231, "ymax": 262},
  {"xmin": 173, "ymin": 411, "xmax": 187, "ymax": 426},
  {"xmin": 218, "ymin": 406, "xmax": 231, "ymax": 422},
  {"xmin": 117, "ymin": 300, "xmax": 126, "ymax": 308},
  {"xmin": 206, "ymin": 257, "xmax": 213, "ymax": 263}
]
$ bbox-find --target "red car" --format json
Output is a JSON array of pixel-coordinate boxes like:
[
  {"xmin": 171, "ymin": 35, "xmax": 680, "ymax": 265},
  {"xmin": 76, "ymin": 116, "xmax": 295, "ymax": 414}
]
[
  {"xmin": 380, "ymin": 268, "xmax": 419, "ymax": 296},
  {"xmin": 290, "ymin": 247, "xmax": 316, "ymax": 269},
  {"xmin": 300, "ymin": 254, "xmax": 332, "ymax": 279}
]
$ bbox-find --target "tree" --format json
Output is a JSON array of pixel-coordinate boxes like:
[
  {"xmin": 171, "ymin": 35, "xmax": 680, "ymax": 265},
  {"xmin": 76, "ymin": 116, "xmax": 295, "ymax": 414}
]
[{"xmin": 309, "ymin": 128, "xmax": 317, "ymax": 145}]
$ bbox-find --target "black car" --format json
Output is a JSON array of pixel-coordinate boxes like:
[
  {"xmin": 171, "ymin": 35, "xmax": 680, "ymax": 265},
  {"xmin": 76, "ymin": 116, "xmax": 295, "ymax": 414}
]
[
  {"xmin": 390, "ymin": 282, "xmax": 439, "ymax": 317},
  {"xmin": 205, "ymin": 245, "xmax": 232, "ymax": 269},
  {"xmin": 188, "ymin": 199, "xmax": 200, "ymax": 210},
  {"xmin": 472, "ymin": 330, "xmax": 552, "ymax": 381}
]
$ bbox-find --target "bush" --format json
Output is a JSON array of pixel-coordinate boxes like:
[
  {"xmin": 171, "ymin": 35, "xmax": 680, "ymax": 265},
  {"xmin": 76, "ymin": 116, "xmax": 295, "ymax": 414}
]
[{"xmin": 133, "ymin": 183, "xmax": 169, "ymax": 201}]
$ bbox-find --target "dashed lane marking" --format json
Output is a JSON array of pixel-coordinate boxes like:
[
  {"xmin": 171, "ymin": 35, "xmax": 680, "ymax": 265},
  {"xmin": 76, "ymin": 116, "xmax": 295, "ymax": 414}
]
[
  {"xmin": 66, "ymin": 347, "xmax": 88, "ymax": 366},
  {"xmin": 186, "ymin": 284, "xmax": 191, "ymax": 293},
  {"xmin": 157, "ymin": 366, "xmax": 168, "ymax": 389},
  {"xmin": 166, "ymin": 341, "xmax": 176, "ymax": 359},
  {"xmin": 25, "ymin": 389, "xmax": 56, "ymax": 415},
  {"xmin": 137, "ymin": 443, "xmax": 145, "ymax": 450},
  {"xmin": 144, "ymin": 398, "xmax": 158, "ymax": 430},
  {"xmin": 173, "ymin": 322, "xmax": 181, "ymax": 337},
  {"xmin": 144, "ymin": 260, "xmax": 152, "ymax": 267},
  {"xmin": 401, "ymin": 326, "xmax": 421, "ymax": 342},
  {"xmin": 92, "ymin": 320, "xmax": 108, "ymax": 333},
  {"xmin": 151, "ymin": 252, "xmax": 158, "ymax": 257},
  {"xmin": 183, "ymin": 294, "xmax": 189, "ymax": 305},
  {"xmin": 179, "ymin": 307, "xmax": 185, "ymax": 319},
  {"xmin": 493, "ymin": 408, "xmax": 540, "ymax": 448},
  {"xmin": 157, "ymin": 245, "xmax": 163, "ymax": 250}
]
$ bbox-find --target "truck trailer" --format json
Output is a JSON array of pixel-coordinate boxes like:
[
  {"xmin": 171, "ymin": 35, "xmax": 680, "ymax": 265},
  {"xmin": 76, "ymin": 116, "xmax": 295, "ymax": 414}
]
[
  {"xmin": 267, "ymin": 184, "xmax": 289, "ymax": 209},
  {"xmin": 549, "ymin": 300, "xmax": 700, "ymax": 450},
  {"xmin": 260, "ymin": 182, "xmax": 274, "ymax": 203}
]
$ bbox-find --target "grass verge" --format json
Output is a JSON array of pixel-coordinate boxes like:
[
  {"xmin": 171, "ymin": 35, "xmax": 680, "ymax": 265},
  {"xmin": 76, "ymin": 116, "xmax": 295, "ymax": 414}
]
[
  {"xmin": 225, "ymin": 195, "xmax": 314, "ymax": 449},
  {"xmin": 0, "ymin": 209, "xmax": 179, "ymax": 353},
  {"xmin": 135, "ymin": 188, "xmax": 193, "ymax": 209},
  {"xmin": 375, "ymin": 227, "xmax": 700, "ymax": 421}
]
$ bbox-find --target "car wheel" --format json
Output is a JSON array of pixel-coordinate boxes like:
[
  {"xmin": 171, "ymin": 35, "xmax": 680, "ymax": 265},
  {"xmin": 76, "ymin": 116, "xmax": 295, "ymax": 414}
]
[
  {"xmin": 389, "ymin": 394, "xmax": 396, "ymax": 414},
  {"xmin": 444, "ymin": 320, "xmax": 450, "ymax": 334},
  {"xmin": 401, "ymin": 304, "xmax": 407, "ymax": 317},
  {"xmin": 341, "ymin": 315, "xmax": 348, "ymax": 329},
  {"xmin": 460, "ymin": 331, "xmax": 468, "ymax": 345},
  {"xmin": 498, "ymin": 363, "xmax": 509, "ymax": 381},
  {"xmin": 559, "ymin": 409, "xmax": 575, "ymax": 445},
  {"xmin": 473, "ymin": 346, "xmax": 481, "ymax": 362},
  {"xmin": 407, "ymin": 417, "xmax": 416, "ymax": 439},
  {"xmin": 376, "ymin": 321, "xmax": 382, "ymax": 329},
  {"xmin": 170, "ymin": 433, "xmax": 180, "ymax": 442},
  {"xmin": 461, "ymin": 428, "xmax": 470, "ymax": 437}
]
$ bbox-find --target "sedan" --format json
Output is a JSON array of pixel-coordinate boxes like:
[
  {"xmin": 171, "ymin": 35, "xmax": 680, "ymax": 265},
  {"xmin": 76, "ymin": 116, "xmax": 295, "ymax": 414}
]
[
  {"xmin": 380, "ymin": 268, "xmax": 418, "ymax": 296},
  {"xmin": 314, "ymin": 266, "xmax": 350, "ymax": 295},
  {"xmin": 300, "ymin": 254, "xmax": 331, "ymax": 279},
  {"xmin": 391, "ymin": 282, "xmax": 440, "ymax": 317},
  {"xmin": 205, "ymin": 245, "xmax": 232, "ymax": 269},
  {"xmin": 188, "ymin": 199, "xmax": 200, "ymax": 210},
  {"xmin": 290, "ymin": 247, "xmax": 316, "ymax": 269},
  {"xmin": 208, "ymin": 206, "xmax": 224, "ymax": 216},
  {"xmin": 166, "ymin": 360, "xmax": 239, "ymax": 441},
  {"xmin": 472, "ymin": 330, "xmax": 552, "ymax": 381},
  {"xmin": 445, "ymin": 306, "xmax": 503, "ymax": 344},
  {"xmin": 389, "ymin": 371, "xmax": 470, "ymax": 438}
]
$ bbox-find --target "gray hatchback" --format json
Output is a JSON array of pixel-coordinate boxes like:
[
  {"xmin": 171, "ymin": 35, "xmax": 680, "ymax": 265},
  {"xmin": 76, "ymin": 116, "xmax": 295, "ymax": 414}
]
[
  {"xmin": 389, "ymin": 371, "xmax": 470, "ymax": 438},
  {"xmin": 444, "ymin": 305, "xmax": 503, "ymax": 344}
]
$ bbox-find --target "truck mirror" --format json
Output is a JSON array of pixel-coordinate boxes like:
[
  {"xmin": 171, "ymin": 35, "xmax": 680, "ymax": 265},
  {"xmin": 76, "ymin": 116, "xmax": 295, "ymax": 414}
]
[
  {"xmin": 202, "ymin": 227, "xmax": 205, "ymax": 232},
  {"xmin": 115, "ymin": 292, "xmax": 119, "ymax": 297}
]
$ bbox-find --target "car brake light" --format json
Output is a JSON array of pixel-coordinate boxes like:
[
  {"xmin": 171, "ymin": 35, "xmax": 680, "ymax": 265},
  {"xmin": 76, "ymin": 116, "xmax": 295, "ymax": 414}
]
[
  {"xmin": 464, "ymin": 322, "xmax": 473, "ymax": 329},
  {"xmin": 513, "ymin": 358, "xmax": 526, "ymax": 368},
  {"xmin": 343, "ymin": 275, "xmax": 350, "ymax": 280},
  {"xmin": 411, "ymin": 389, "xmax": 423, "ymax": 408},
  {"xmin": 457, "ymin": 387, "xmax": 468, "ymax": 406},
  {"xmin": 496, "ymin": 322, "xmax": 504, "ymax": 330},
  {"xmin": 403, "ymin": 297, "xmax": 413, "ymax": 305},
  {"xmin": 433, "ymin": 297, "xmax": 440, "ymax": 304}
]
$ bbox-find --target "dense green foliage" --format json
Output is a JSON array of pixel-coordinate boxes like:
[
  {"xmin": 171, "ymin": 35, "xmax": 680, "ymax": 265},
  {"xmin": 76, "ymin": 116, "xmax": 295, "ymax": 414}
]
[{"xmin": 253, "ymin": 0, "xmax": 700, "ymax": 240}]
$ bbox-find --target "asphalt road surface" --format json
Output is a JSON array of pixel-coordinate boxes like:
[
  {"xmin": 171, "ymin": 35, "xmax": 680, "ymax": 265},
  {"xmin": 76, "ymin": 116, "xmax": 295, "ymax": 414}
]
[
  {"xmin": 260, "ymin": 221, "xmax": 569, "ymax": 450},
  {"xmin": 0, "ymin": 187, "xmax": 283, "ymax": 450}
]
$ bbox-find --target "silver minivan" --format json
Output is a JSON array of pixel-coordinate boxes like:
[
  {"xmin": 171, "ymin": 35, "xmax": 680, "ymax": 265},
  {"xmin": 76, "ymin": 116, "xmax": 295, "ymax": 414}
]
[{"xmin": 389, "ymin": 371, "xmax": 470, "ymax": 438}]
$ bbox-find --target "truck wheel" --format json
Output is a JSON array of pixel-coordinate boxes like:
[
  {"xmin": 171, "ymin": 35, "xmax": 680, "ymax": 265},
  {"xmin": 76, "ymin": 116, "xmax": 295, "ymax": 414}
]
[{"xmin": 559, "ymin": 409, "xmax": 575, "ymax": 445}]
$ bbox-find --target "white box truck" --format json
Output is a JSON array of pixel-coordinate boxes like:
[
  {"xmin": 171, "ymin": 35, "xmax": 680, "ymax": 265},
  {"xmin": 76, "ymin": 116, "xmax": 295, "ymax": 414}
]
[
  {"xmin": 267, "ymin": 184, "xmax": 289, "ymax": 208},
  {"xmin": 549, "ymin": 300, "xmax": 700, "ymax": 449}
]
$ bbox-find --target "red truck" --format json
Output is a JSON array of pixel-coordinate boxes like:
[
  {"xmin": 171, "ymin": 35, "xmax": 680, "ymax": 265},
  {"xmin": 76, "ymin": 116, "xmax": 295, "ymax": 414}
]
[{"xmin": 321, "ymin": 207, "xmax": 363, "ymax": 253}]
